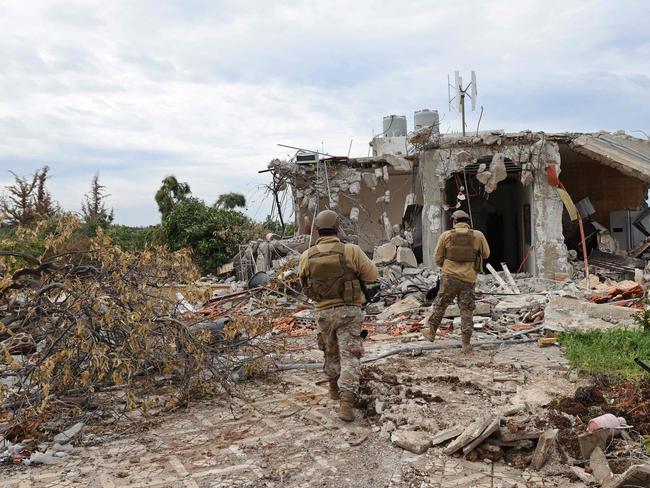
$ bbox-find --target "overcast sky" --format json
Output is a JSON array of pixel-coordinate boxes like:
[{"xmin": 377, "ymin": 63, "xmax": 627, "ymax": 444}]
[{"xmin": 1, "ymin": 0, "xmax": 648, "ymax": 226}]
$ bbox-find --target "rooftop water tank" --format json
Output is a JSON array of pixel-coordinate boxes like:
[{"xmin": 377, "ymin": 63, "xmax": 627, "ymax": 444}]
[
  {"xmin": 382, "ymin": 115, "xmax": 407, "ymax": 137},
  {"xmin": 414, "ymin": 109, "xmax": 439, "ymax": 133}
]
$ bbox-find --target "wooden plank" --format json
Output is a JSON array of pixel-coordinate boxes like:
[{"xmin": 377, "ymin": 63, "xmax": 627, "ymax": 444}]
[
  {"xmin": 486, "ymin": 263, "xmax": 513, "ymax": 293},
  {"xmin": 501, "ymin": 263, "xmax": 521, "ymax": 294}
]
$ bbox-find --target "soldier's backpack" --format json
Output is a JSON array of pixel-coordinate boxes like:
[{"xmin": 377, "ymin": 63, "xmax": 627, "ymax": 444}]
[{"xmin": 302, "ymin": 242, "xmax": 361, "ymax": 303}]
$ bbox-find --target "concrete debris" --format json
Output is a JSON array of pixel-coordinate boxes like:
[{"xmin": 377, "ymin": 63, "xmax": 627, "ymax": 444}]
[
  {"xmin": 430, "ymin": 426, "xmax": 464, "ymax": 447},
  {"xmin": 373, "ymin": 242, "xmax": 397, "ymax": 264},
  {"xmin": 391, "ymin": 429, "xmax": 432, "ymax": 454},
  {"xmin": 543, "ymin": 295, "xmax": 637, "ymax": 331},
  {"xmin": 606, "ymin": 464, "xmax": 650, "ymax": 488},
  {"xmin": 578, "ymin": 428, "xmax": 611, "ymax": 459},
  {"xmin": 530, "ymin": 428, "xmax": 558, "ymax": 470},
  {"xmin": 396, "ymin": 246, "xmax": 418, "ymax": 268},
  {"xmin": 53, "ymin": 422, "xmax": 85, "ymax": 445},
  {"xmin": 589, "ymin": 446, "xmax": 614, "ymax": 485}
]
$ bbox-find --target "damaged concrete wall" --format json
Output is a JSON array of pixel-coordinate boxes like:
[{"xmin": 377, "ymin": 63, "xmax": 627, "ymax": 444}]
[
  {"xmin": 533, "ymin": 141, "xmax": 570, "ymax": 279},
  {"xmin": 289, "ymin": 162, "xmax": 422, "ymax": 252},
  {"xmin": 418, "ymin": 136, "xmax": 569, "ymax": 277}
]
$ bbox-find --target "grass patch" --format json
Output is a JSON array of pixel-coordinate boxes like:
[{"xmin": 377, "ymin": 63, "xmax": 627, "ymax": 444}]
[{"xmin": 558, "ymin": 328, "xmax": 650, "ymax": 381}]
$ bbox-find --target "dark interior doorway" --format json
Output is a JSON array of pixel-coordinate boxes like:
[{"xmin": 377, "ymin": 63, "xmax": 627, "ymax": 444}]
[{"xmin": 445, "ymin": 170, "xmax": 524, "ymax": 272}]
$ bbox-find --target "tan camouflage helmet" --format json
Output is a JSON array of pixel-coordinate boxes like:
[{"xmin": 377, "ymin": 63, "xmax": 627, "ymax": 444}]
[
  {"xmin": 314, "ymin": 209, "xmax": 339, "ymax": 230},
  {"xmin": 451, "ymin": 209, "xmax": 470, "ymax": 220}
]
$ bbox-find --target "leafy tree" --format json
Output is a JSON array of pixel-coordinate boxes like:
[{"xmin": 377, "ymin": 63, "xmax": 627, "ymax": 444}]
[
  {"xmin": 106, "ymin": 224, "xmax": 165, "ymax": 251},
  {"xmin": 81, "ymin": 173, "xmax": 114, "ymax": 226},
  {"xmin": 215, "ymin": 192, "xmax": 246, "ymax": 210},
  {"xmin": 262, "ymin": 215, "xmax": 295, "ymax": 237},
  {"xmin": 163, "ymin": 197, "xmax": 259, "ymax": 272},
  {"xmin": 155, "ymin": 176, "xmax": 191, "ymax": 218}
]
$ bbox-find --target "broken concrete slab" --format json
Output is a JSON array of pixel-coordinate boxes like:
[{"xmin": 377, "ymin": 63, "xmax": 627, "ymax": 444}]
[
  {"xmin": 443, "ymin": 415, "xmax": 492, "ymax": 455},
  {"xmin": 391, "ymin": 429, "xmax": 431, "ymax": 454},
  {"xmin": 606, "ymin": 464, "xmax": 650, "ymax": 488},
  {"xmin": 373, "ymin": 242, "xmax": 397, "ymax": 265},
  {"xmin": 530, "ymin": 428, "xmax": 558, "ymax": 470},
  {"xmin": 377, "ymin": 295, "xmax": 422, "ymax": 321},
  {"xmin": 462, "ymin": 416, "xmax": 501, "ymax": 455},
  {"xmin": 430, "ymin": 426, "xmax": 463, "ymax": 447},
  {"xmin": 590, "ymin": 446, "xmax": 614, "ymax": 485},
  {"xmin": 544, "ymin": 296, "xmax": 637, "ymax": 331},
  {"xmin": 578, "ymin": 428, "xmax": 611, "ymax": 459},
  {"xmin": 396, "ymin": 246, "xmax": 418, "ymax": 268},
  {"xmin": 496, "ymin": 428, "xmax": 543, "ymax": 443}
]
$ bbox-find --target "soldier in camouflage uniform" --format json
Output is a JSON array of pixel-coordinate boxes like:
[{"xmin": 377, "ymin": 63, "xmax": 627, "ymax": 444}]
[
  {"xmin": 426, "ymin": 210, "xmax": 490, "ymax": 353},
  {"xmin": 299, "ymin": 210, "xmax": 378, "ymax": 421}
]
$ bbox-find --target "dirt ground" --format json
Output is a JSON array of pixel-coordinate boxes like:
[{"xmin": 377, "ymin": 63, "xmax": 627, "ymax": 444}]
[{"xmin": 1, "ymin": 330, "xmax": 644, "ymax": 487}]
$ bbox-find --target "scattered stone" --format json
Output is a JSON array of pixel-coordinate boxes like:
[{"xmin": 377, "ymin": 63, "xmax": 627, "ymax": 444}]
[
  {"xmin": 570, "ymin": 466, "xmax": 594, "ymax": 483},
  {"xmin": 373, "ymin": 243, "xmax": 397, "ymax": 265},
  {"xmin": 391, "ymin": 429, "xmax": 431, "ymax": 454},
  {"xmin": 53, "ymin": 422, "xmax": 85, "ymax": 445},
  {"xmin": 530, "ymin": 428, "xmax": 558, "ymax": 470},
  {"xmin": 391, "ymin": 236, "xmax": 408, "ymax": 247},
  {"xmin": 377, "ymin": 295, "xmax": 422, "ymax": 321},
  {"xmin": 365, "ymin": 302, "xmax": 385, "ymax": 315},
  {"xmin": 396, "ymin": 247, "xmax": 418, "ymax": 268}
]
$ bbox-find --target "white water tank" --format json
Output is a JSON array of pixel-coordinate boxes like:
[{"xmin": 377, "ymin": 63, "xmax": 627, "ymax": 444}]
[
  {"xmin": 382, "ymin": 115, "xmax": 407, "ymax": 137},
  {"xmin": 414, "ymin": 109, "xmax": 439, "ymax": 132}
]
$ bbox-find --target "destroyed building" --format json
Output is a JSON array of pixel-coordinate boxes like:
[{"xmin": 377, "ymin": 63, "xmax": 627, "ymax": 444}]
[{"xmin": 267, "ymin": 111, "xmax": 650, "ymax": 279}]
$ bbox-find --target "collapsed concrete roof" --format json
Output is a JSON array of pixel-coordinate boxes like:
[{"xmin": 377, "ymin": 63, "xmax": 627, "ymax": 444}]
[
  {"xmin": 568, "ymin": 132, "xmax": 650, "ymax": 183},
  {"xmin": 410, "ymin": 129, "xmax": 650, "ymax": 182}
]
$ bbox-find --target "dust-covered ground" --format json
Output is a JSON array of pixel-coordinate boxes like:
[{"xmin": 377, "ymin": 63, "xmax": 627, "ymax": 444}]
[{"xmin": 2, "ymin": 330, "xmax": 645, "ymax": 488}]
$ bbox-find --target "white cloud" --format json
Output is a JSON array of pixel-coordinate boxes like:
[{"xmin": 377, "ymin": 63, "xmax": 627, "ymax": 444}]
[{"xmin": 0, "ymin": 0, "xmax": 648, "ymax": 225}]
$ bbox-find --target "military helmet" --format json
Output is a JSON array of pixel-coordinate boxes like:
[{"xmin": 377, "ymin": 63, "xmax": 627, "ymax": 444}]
[
  {"xmin": 314, "ymin": 209, "xmax": 338, "ymax": 230},
  {"xmin": 451, "ymin": 209, "xmax": 470, "ymax": 220}
]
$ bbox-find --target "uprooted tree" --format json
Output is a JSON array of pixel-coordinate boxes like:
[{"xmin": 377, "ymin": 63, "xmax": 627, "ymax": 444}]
[{"xmin": 0, "ymin": 216, "xmax": 277, "ymax": 440}]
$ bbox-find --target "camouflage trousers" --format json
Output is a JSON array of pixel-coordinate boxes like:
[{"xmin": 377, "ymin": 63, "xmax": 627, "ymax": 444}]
[
  {"xmin": 316, "ymin": 305, "xmax": 364, "ymax": 395},
  {"xmin": 427, "ymin": 275, "xmax": 476, "ymax": 342}
]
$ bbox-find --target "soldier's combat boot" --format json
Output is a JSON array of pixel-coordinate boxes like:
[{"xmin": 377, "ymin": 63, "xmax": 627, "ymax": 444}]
[
  {"xmin": 461, "ymin": 335, "xmax": 473, "ymax": 354},
  {"xmin": 338, "ymin": 391, "xmax": 355, "ymax": 422},
  {"xmin": 328, "ymin": 379, "xmax": 340, "ymax": 400}
]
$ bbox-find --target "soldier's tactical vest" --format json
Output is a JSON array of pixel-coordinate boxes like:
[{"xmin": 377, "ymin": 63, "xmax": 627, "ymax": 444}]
[
  {"xmin": 444, "ymin": 229, "xmax": 477, "ymax": 262},
  {"xmin": 302, "ymin": 242, "xmax": 361, "ymax": 303}
]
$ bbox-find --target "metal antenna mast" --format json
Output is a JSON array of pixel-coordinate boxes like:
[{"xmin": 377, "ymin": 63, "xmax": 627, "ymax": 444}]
[{"xmin": 448, "ymin": 71, "xmax": 478, "ymax": 136}]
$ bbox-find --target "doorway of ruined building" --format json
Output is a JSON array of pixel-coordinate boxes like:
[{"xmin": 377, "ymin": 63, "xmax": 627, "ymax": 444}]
[
  {"xmin": 558, "ymin": 144, "xmax": 650, "ymax": 257},
  {"xmin": 444, "ymin": 156, "xmax": 532, "ymax": 273}
]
